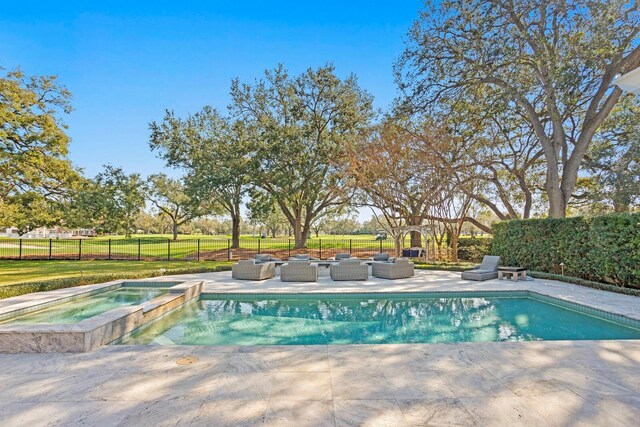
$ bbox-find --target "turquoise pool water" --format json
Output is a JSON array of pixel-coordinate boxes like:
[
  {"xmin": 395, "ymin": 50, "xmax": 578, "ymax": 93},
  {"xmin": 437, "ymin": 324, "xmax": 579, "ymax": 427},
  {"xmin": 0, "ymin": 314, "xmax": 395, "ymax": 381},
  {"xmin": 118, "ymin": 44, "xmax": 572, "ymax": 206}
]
[
  {"xmin": 1, "ymin": 287, "xmax": 168, "ymax": 324},
  {"xmin": 119, "ymin": 293, "xmax": 640, "ymax": 345}
]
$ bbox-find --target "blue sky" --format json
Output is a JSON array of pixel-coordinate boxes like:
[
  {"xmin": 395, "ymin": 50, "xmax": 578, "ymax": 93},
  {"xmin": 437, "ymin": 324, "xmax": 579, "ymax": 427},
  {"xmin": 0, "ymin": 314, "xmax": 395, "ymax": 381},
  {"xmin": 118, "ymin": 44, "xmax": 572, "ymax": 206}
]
[{"xmin": 1, "ymin": 1, "xmax": 422, "ymax": 180}]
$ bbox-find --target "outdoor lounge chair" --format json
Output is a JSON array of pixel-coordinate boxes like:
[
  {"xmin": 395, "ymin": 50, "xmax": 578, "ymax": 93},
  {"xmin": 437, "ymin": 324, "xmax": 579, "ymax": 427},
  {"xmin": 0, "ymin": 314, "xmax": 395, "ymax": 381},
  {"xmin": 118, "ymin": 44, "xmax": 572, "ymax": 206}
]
[
  {"xmin": 329, "ymin": 253, "xmax": 353, "ymax": 261},
  {"xmin": 232, "ymin": 259, "xmax": 276, "ymax": 281},
  {"xmin": 367, "ymin": 253, "xmax": 390, "ymax": 262},
  {"xmin": 280, "ymin": 260, "xmax": 318, "ymax": 282},
  {"xmin": 254, "ymin": 254, "xmax": 282, "ymax": 264},
  {"xmin": 290, "ymin": 254, "xmax": 320, "ymax": 261},
  {"xmin": 330, "ymin": 258, "xmax": 368, "ymax": 281},
  {"xmin": 371, "ymin": 257, "xmax": 414, "ymax": 279},
  {"xmin": 461, "ymin": 255, "xmax": 501, "ymax": 281}
]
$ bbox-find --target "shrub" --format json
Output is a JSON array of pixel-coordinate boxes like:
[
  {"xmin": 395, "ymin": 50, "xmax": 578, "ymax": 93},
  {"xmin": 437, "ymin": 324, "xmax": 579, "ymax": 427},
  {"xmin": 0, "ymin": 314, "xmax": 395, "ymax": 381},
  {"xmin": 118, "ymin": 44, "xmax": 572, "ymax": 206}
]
[
  {"xmin": 492, "ymin": 213, "xmax": 640, "ymax": 288},
  {"xmin": 0, "ymin": 264, "xmax": 232, "ymax": 299},
  {"xmin": 457, "ymin": 238, "xmax": 492, "ymax": 262}
]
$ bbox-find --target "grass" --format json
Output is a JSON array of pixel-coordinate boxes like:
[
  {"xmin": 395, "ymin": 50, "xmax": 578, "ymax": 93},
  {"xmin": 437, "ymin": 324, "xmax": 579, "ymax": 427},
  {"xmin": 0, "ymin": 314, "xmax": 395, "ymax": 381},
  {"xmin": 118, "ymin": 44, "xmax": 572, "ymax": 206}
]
[{"xmin": 0, "ymin": 260, "xmax": 231, "ymax": 286}]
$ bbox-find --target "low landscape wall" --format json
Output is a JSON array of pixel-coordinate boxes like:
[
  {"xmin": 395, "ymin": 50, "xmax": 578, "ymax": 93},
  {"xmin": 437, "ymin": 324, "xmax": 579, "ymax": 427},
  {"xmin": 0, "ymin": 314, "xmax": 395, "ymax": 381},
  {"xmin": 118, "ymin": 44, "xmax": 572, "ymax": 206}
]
[{"xmin": 491, "ymin": 213, "xmax": 640, "ymax": 288}]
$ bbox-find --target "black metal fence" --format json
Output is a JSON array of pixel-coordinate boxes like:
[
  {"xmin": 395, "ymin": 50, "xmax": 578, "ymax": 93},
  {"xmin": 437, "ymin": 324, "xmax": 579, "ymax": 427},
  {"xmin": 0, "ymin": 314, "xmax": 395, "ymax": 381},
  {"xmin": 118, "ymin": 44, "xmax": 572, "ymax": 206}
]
[{"xmin": 0, "ymin": 238, "xmax": 398, "ymax": 261}]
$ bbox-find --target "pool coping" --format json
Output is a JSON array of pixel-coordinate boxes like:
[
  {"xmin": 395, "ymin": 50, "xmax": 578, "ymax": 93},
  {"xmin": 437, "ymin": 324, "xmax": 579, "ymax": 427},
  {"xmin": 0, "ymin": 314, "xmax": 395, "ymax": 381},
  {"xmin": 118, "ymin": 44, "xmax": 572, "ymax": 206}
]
[{"xmin": 0, "ymin": 280, "xmax": 204, "ymax": 353}]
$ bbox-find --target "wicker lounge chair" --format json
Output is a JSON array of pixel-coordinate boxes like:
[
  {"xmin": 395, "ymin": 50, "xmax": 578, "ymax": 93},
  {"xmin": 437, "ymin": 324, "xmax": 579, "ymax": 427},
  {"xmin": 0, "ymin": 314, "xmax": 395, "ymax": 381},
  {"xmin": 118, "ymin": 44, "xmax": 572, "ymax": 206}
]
[
  {"xmin": 461, "ymin": 255, "xmax": 501, "ymax": 281},
  {"xmin": 290, "ymin": 254, "xmax": 320, "ymax": 261},
  {"xmin": 232, "ymin": 259, "xmax": 276, "ymax": 281},
  {"xmin": 330, "ymin": 259, "xmax": 368, "ymax": 281},
  {"xmin": 329, "ymin": 253, "xmax": 353, "ymax": 261},
  {"xmin": 254, "ymin": 254, "xmax": 282, "ymax": 264},
  {"xmin": 367, "ymin": 253, "xmax": 390, "ymax": 262},
  {"xmin": 280, "ymin": 260, "xmax": 318, "ymax": 282},
  {"xmin": 371, "ymin": 257, "xmax": 414, "ymax": 279}
]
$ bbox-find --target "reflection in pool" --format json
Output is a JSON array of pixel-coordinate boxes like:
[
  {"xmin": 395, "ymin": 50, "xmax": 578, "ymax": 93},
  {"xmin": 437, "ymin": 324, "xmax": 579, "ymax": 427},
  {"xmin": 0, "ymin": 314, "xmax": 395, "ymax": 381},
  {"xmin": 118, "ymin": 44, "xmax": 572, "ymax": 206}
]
[{"xmin": 119, "ymin": 294, "xmax": 640, "ymax": 345}]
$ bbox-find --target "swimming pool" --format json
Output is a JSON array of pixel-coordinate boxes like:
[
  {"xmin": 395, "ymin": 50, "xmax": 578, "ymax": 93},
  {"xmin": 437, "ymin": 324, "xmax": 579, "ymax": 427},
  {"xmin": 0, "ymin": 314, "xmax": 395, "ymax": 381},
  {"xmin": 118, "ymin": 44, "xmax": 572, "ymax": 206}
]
[
  {"xmin": 118, "ymin": 292, "xmax": 640, "ymax": 345},
  {"xmin": 1, "ymin": 286, "xmax": 168, "ymax": 324}
]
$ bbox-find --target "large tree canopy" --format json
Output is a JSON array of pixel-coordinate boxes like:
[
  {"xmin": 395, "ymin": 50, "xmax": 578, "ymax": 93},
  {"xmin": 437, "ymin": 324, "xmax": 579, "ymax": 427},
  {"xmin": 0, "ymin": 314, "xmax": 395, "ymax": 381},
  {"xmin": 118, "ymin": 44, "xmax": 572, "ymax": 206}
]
[
  {"xmin": 230, "ymin": 64, "xmax": 374, "ymax": 248},
  {"xmin": 0, "ymin": 68, "xmax": 78, "ymax": 199},
  {"xmin": 149, "ymin": 107, "xmax": 250, "ymax": 248},
  {"xmin": 397, "ymin": 0, "xmax": 640, "ymax": 217},
  {"xmin": 146, "ymin": 173, "xmax": 217, "ymax": 240}
]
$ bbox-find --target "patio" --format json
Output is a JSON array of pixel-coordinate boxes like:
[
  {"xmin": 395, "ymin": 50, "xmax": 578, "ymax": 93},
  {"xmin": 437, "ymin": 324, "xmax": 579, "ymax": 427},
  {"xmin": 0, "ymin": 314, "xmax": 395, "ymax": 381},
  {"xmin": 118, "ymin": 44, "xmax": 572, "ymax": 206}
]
[
  {"xmin": 0, "ymin": 270, "xmax": 638, "ymax": 425},
  {"xmin": 0, "ymin": 340, "xmax": 638, "ymax": 425}
]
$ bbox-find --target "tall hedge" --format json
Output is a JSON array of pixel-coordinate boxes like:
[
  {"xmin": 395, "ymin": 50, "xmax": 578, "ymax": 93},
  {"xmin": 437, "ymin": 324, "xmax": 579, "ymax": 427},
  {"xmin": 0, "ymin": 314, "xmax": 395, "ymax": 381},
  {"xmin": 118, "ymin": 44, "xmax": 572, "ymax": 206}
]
[{"xmin": 491, "ymin": 213, "xmax": 640, "ymax": 288}]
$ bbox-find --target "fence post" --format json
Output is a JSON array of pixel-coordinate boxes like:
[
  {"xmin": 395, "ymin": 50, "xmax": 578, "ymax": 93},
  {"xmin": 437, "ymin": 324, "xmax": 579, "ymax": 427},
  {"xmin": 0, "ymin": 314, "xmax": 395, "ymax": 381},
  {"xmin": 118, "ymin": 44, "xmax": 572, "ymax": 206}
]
[
  {"xmin": 138, "ymin": 239, "xmax": 141, "ymax": 261},
  {"xmin": 379, "ymin": 239, "xmax": 383, "ymax": 253},
  {"xmin": 288, "ymin": 239, "xmax": 291, "ymax": 259},
  {"xmin": 167, "ymin": 239, "xmax": 171, "ymax": 261},
  {"xmin": 319, "ymin": 239, "xmax": 322, "ymax": 259},
  {"xmin": 108, "ymin": 239, "xmax": 112, "ymax": 260},
  {"xmin": 258, "ymin": 239, "xmax": 261, "ymax": 254},
  {"xmin": 197, "ymin": 239, "xmax": 200, "ymax": 261},
  {"xmin": 227, "ymin": 239, "xmax": 231, "ymax": 261},
  {"xmin": 349, "ymin": 239, "xmax": 352, "ymax": 255},
  {"xmin": 49, "ymin": 238, "xmax": 52, "ymax": 259},
  {"xmin": 78, "ymin": 239, "xmax": 82, "ymax": 260},
  {"xmin": 19, "ymin": 239, "xmax": 22, "ymax": 260}
]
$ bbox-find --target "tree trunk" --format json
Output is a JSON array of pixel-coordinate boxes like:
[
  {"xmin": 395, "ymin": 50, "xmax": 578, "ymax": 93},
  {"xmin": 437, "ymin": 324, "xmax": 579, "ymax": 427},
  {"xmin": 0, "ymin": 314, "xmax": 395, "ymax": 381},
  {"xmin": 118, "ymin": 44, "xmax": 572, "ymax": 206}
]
[
  {"xmin": 172, "ymin": 221, "xmax": 178, "ymax": 241},
  {"xmin": 293, "ymin": 216, "xmax": 305, "ymax": 249},
  {"xmin": 546, "ymin": 186, "xmax": 567, "ymax": 218},
  {"xmin": 451, "ymin": 234, "xmax": 459, "ymax": 263},
  {"xmin": 410, "ymin": 231, "xmax": 422, "ymax": 247}
]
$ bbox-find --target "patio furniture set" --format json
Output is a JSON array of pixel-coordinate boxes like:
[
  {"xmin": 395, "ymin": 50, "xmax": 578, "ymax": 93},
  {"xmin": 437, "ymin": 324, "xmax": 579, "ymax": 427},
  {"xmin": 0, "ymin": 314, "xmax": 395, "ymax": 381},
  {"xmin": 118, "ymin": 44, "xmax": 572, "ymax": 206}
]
[
  {"xmin": 231, "ymin": 252, "xmax": 415, "ymax": 282},
  {"xmin": 232, "ymin": 253, "xmax": 524, "ymax": 283}
]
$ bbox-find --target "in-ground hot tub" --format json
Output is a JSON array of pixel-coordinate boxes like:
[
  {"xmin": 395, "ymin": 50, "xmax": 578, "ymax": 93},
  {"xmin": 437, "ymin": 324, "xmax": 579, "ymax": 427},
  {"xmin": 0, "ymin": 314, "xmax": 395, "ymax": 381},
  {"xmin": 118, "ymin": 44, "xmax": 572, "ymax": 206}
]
[
  {"xmin": 0, "ymin": 280, "xmax": 203, "ymax": 353},
  {"xmin": 0, "ymin": 284, "xmax": 169, "ymax": 325}
]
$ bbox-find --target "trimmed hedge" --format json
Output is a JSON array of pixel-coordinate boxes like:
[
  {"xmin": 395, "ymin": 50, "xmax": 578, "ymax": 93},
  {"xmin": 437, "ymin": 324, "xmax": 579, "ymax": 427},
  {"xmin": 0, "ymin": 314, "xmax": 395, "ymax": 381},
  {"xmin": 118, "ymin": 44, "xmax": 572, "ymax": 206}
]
[
  {"xmin": 492, "ymin": 213, "xmax": 640, "ymax": 288},
  {"xmin": 457, "ymin": 238, "xmax": 492, "ymax": 262},
  {"xmin": 414, "ymin": 261, "xmax": 476, "ymax": 272},
  {"xmin": 0, "ymin": 264, "xmax": 232, "ymax": 299}
]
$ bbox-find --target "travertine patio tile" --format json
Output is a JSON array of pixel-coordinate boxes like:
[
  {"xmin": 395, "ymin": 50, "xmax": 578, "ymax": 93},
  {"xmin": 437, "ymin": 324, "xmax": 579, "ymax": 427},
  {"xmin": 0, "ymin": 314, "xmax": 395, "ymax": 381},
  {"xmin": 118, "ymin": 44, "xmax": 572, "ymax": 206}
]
[
  {"xmin": 459, "ymin": 396, "xmax": 549, "ymax": 426},
  {"xmin": 522, "ymin": 390, "xmax": 628, "ymax": 426},
  {"xmin": 330, "ymin": 371, "xmax": 394, "ymax": 400},
  {"xmin": 270, "ymin": 372, "xmax": 332, "ymax": 400},
  {"xmin": 382, "ymin": 369, "xmax": 455, "ymax": 399},
  {"xmin": 276, "ymin": 350, "xmax": 330, "ymax": 372},
  {"xmin": 263, "ymin": 399, "xmax": 335, "ymax": 426},
  {"xmin": 396, "ymin": 398, "xmax": 476, "ymax": 426},
  {"xmin": 92, "ymin": 370, "xmax": 212, "ymax": 401},
  {"xmin": 542, "ymin": 367, "xmax": 637, "ymax": 397},
  {"xmin": 117, "ymin": 399, "xmax": 202, "ymax": 426},
  {"xmin": 0, "ymin": 371, "xmax": 116, "ymax": 403},
  {"xmin": 206, "ymin": 372, "xmax": 275, "ymax": 400},
  {"xmin": 0, "ymin": 400, "xmax": 137, "ymax": 427},
  {"xmin": 225, "ymin": 352, "xmax": 281, "ymax": 373},
  {"xmin": 333, "ymin": 399, "xmax": 406, "ymax": 427},
  {"xmin": 437, "ymin": 367, "xmax": 516, "ymax": 398},
  {"xmin": 0, "ymin": 352, "xmax": 80, "ymax": 374},
  {"xmin": 489, "ymin": 369, "xmax": 569, "ymax": 397},
  {"xmin": 191, "ymin": 399, "xmax": 268, "ymax": 426},
  {"xmin": 582, "ymin": 395, "xmax": 640, "ymax": 426}
]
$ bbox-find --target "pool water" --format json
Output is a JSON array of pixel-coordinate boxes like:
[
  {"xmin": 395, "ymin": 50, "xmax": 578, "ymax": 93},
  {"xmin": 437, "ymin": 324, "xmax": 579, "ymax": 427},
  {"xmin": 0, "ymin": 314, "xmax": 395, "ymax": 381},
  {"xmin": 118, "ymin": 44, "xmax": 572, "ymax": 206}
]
[
  {"xmin": 119, "ymin": 294, "xmax": 640, "ymax": 345},
  {"xmin": 1, "ymin": 287, "xmax": 168, "ymax": 324}
]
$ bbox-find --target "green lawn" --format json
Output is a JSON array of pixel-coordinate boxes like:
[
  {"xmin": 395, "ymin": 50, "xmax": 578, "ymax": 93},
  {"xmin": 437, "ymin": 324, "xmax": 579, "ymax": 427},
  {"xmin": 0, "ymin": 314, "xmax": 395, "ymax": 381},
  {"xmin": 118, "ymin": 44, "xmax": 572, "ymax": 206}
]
[
  {"xmin": 0, "ymin": 234, "xmax": 397, "ymax": 260},
  {"xmin": 0, "ymin": 260, "xmax": 231, "ymax": 286}
]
